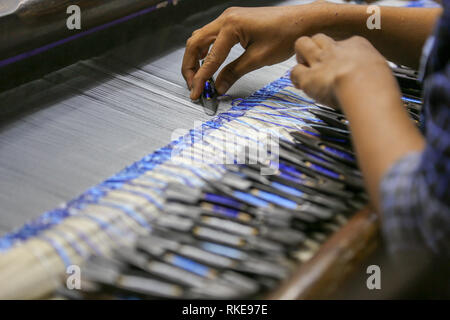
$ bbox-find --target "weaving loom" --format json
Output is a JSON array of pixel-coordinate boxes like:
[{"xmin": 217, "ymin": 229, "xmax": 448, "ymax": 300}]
[{"xmin": 0, "ymin": 0, "xmax": 423, "ymax": 299}]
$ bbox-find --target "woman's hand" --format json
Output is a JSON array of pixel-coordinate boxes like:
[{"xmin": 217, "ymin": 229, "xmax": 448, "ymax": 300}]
[
  {"xmin": 182, "ymin": 3, "xmax": 439, "ymax": 101},
  {"xmin": 291, "ymin": 34, "xmax": 426, "ymax": 212},
  {"xmin": 290, "ymin": 34, "xmax": 393, "ymax": 109},
  {"xmin": 182, "ymin": 4, "xmax": 323, "ymax": 100}
]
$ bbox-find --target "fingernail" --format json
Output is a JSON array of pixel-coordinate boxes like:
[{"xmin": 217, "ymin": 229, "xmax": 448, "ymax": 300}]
[
  {"xmin": 190, "ymin": 90, "xmax": 199, "ymax": 102},
  {"xmin": 216, "ymin": 81, "xmax": 230, "ymax": 95}
]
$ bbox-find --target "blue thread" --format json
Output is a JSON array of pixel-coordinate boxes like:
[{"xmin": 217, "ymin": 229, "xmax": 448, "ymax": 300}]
[
  {"xmin": 204, "ymin": 193, "xmax": 244, "ymax": 209},
  {"xmin": 251, "ymin": 190, "xmax": 297, "ymax": 210},
  {"xmin": 233, "ymin": 191, "xmax": 270, "ymax": 208},
  {"xmin": 169, "ymin": 255, "xmax": 210, "ymax": 277},
  {"xmin": 39, "ymin": 236, "xmax": 72, "ymax": 268},
  {"xmin": 271, "ymin": 182, "xmax": 304, "ymax": 197},
  {"xmin": 73, "ymin": 214, "xmax": 127, "ymax": 246},
  {"xmin": 209, "ymin": 205, "xmax": 241, "ymax": 219},
  {"xmin": 64, "ymin": 225, "xmax": 103, "ymax": 256},
  {"xmin": 97, "ymin": 201, "xmax": 151, "ymax": 230},
  {"xmin": 402, "ymin": 96, "xmax": 422, "ymax": 104},
  {"xmin": 51, "ymin": 229, "xmax": 87, "ymax": 258},
  {"xmin": 309, "ymin": 163, "xmax": 340, "ymax": 179},
  {"xmin": 201, "ymin": 242, "xmax": 244, "ymax": 260},
  {"xmin": 278, "ymin": 162, "xmax": 307, "ymax": 178},
  {"xmin": 0, "ymin": 72, "xmax": 317, "ymax": 251},
  {"xmin": 322, "ymin": 145, "xmax": 355, "ymax": 161}
]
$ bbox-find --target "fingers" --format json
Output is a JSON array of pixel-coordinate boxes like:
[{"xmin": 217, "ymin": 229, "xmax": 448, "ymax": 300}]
[
  {"xmin": 311, "ymin": 33, "xmax": 334, "ymax": 50},
  {"xmin": 190, "ymin": 30, "xmax": 238, "ymax": 100},
  {"xmin": 181, "ymin": 59, "xmax": 199, "ymax": 92},
  {"xmin": 290, "ymin": 64, "xmax": 310, "ymax": 89},
  {"xmin": 215, "ymin": 47, "xmax": 261, "ymax": 95},
  {"xmin": 295, "ymin": 36, "xmax": 321, "ymax": 66},
  {"xmin": 182, "ymin": 31, "xmax": 214, "ymax": 90}
]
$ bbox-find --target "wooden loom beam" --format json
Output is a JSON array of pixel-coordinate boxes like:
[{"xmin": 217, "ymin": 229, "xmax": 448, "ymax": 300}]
[{"xmin": 268, "ymin": 208, "xmax": 379, "ymax": 299}]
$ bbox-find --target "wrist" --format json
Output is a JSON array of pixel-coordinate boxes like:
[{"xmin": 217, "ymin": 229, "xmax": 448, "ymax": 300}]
[
  {"xmin": 284, "ymin": 2, "xmax": 336, "ymax": 38},
  {"xmin": 294, "ymin": 1, "xmax": 368, "ymax": 39},
  {"xmin": 335, "ymin": 64, "xmax": 402, "ymax": 114}
]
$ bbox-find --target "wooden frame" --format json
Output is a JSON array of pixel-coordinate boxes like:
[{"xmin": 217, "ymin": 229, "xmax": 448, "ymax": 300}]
[{"xmin": 268, "ymin": 208, "xmax": 379, "ymax": 299}]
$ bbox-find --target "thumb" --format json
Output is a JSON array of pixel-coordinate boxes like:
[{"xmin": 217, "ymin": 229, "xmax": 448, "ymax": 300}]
[{"xmin": 290, "ymin": 63, "xmax": 310, "ymax": 89}]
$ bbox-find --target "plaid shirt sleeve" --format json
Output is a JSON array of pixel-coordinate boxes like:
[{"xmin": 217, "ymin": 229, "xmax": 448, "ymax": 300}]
[{"xmin": 380, "ymin": 63, "xmax": 450, "ymax": 256}]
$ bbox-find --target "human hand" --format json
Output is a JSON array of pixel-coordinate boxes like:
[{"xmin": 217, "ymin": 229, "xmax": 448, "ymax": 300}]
[
  {"xmin": 182, "ymin": 4, "xmax": 323, "ymax": 100},
  {"xmin": 290, "ymin": 34, "xmax": 394, "ymax": 109}
]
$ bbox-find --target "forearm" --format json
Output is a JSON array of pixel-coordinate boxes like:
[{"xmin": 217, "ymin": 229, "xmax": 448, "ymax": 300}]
[
  {"xmin": 336, "ymin": 69, "xmax": 425, "ymax": 212},
  {"xmin": 294, "ymin": 2, "xmax": 441, "ymax": 68}
]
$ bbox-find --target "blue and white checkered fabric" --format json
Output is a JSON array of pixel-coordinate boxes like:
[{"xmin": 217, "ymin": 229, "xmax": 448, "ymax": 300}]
[{"xmin": 380, "ymin": 0, "xmax": 450, "ymax": 256}]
